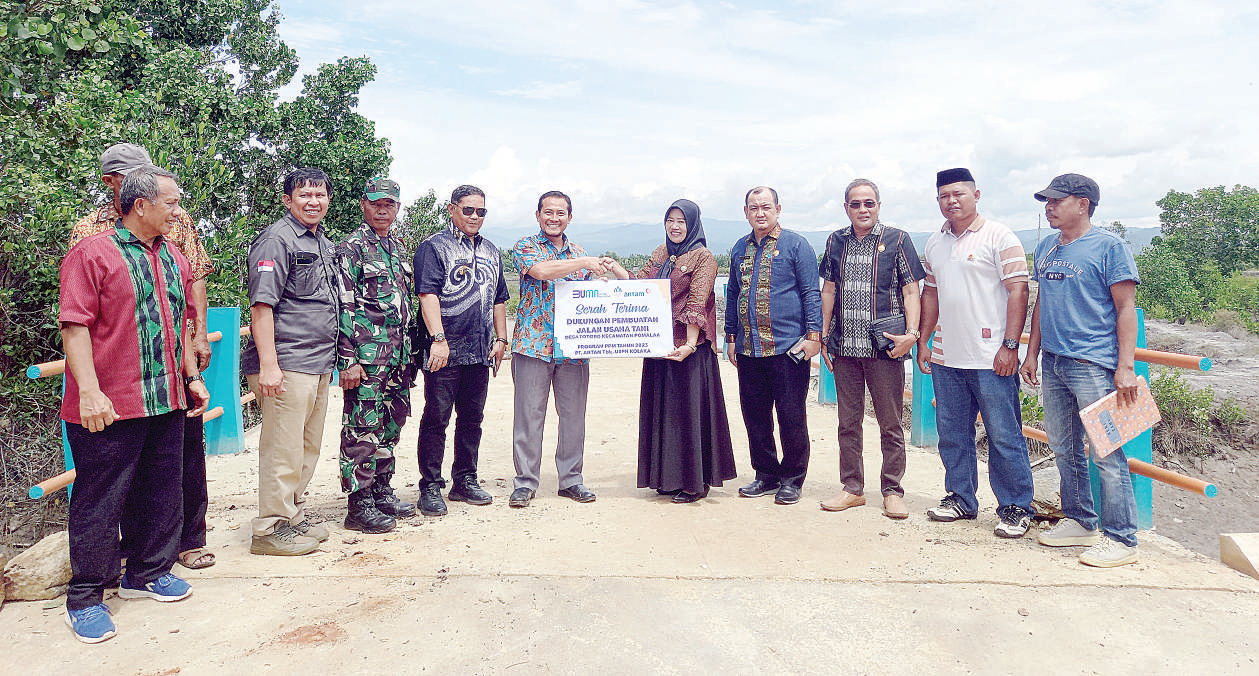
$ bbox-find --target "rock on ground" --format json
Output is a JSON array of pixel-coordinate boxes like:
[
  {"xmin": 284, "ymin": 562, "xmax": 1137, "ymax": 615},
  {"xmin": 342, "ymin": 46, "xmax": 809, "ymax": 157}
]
[{"xmin": 2, "ymin": 529, "xmax": 70, "ymax": 601}]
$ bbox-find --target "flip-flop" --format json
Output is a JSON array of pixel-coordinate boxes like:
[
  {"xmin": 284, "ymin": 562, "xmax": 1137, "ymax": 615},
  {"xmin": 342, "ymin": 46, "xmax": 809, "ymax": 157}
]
[{"xmin": 177, "ymin": 549, "xmax": 216, "ymax": 569}]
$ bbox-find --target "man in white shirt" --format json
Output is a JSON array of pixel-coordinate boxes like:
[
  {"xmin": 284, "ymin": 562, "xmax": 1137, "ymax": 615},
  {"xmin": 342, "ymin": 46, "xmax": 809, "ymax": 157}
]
[{"xmin": 917, "ymin": 168, "xmax": 1035, "ymax": 539}]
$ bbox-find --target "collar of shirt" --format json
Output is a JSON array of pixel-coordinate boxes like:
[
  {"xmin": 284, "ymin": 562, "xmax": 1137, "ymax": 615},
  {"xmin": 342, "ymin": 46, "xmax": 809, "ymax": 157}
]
[
  {"xmin": 448, "ymin": 223, "xmax": 482, "ymax": 247},
  {"xmin": 113, "ymin": 221, "xmax": 169, "ymax": 252},
  {"xmin": 839, "ymin": 220, "xmax": 885, "ymax": 242},
  {"xmin": 750, "ymin": 224, "xmax": 782, "ymax": 247},
  {"xmin": 282, "ymin": 211, "xmax": 322, "ymax": 238},
  {"xmin": 939, "ymin": 215, "xmax": 986, "ymax": 239},
  {"xmin": 533, "ymin": 230, "xmax": 574, "ymax": 255}
]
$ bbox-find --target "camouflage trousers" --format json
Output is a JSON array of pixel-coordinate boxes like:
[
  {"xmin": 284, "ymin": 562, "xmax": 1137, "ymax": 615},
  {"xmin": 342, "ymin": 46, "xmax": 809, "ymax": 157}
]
[{"xmin": 340, "ymin": 363, "xmax": 412, "ymax": 493}]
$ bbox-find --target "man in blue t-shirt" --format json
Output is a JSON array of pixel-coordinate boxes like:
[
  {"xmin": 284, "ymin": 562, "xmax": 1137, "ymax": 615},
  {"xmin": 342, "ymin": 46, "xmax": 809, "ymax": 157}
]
[{"xmin": 1019, "ymin": 173, "xmax": 1142, "ymax": 568}]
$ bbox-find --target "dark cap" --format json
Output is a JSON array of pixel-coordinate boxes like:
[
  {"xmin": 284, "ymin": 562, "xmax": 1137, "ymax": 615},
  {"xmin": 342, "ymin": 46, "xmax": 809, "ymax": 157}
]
[
  {"xmin": 363, "ymin": 176, "xmax": 400, "ymax": 201},
  {"xmin": 100, "ymin": 143, "xmax": 153, "ymax": 176},
  {"xmin": 1034, "ymin": 173, "xmax": 1100, "ymax": 205},
  {"xmin": 936, "ymin": 167, "xmax": 975, "ymax": 188}
]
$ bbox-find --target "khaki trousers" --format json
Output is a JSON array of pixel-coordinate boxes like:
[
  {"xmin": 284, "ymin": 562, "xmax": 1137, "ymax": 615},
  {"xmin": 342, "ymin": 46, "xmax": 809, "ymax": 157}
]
[{"xmin": 249, "ymin": 371, "xmax": 331, "ymax": 536}]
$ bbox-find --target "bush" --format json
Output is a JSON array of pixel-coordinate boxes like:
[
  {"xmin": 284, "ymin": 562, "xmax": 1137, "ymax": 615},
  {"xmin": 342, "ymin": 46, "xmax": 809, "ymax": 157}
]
[
  {"xmin": 1135, "ymin": 244, "xmax": 1204, "ymax": 321},
  {"xmin": 1149, "ymin": 368, "xmax": 1246, "ymax": 457}
]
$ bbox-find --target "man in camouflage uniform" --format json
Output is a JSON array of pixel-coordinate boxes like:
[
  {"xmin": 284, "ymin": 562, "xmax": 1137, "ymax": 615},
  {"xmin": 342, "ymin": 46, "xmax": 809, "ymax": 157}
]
[{"xmin": 336, "ymin": 176, "xmax": 418, "ymax": 534}]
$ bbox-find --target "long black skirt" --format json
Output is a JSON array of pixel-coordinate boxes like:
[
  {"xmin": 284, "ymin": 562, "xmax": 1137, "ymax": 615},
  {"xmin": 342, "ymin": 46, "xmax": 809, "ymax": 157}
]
[{"xmin": 637, "ymin": 343, "xmax": 738, "ymax": 493}]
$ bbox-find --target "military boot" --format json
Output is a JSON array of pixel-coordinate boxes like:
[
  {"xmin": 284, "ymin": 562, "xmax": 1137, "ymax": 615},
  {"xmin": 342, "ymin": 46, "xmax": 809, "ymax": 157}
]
[
  {"xmin": 372, "ymin": 471, "xmax": 417, "ymax": 518},
  {"xmin": 344, "ymin": 488, "xmax": 396, "ymax": 534}
]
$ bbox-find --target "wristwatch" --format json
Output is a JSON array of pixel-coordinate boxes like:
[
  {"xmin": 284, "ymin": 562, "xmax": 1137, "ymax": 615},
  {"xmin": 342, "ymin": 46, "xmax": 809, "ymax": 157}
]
[
  {"xmin": 908, "ymin": 328, "xmax": 921, "ymax": 339},
  {"xmin": 184, "ymin": 373, "xmax": 204, "ymax": 386},
  {"xmin": 1002, "ymin": 338, "xmax": 1019, "ymax": 350},
  {"xmin": 431, "ymin": 332, "xmax": 446, "ymax": 342}
]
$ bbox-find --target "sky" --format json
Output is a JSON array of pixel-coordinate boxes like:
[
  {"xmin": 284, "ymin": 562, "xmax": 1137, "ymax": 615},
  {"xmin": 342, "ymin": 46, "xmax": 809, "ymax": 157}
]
[{"xmin": 274, "ymin": 0, "xmax": 1259, "ymax": 241}]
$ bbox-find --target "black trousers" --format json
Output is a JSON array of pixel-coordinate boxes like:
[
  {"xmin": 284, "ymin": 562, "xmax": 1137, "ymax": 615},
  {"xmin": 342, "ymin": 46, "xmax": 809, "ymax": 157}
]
[
  {"xmin": 735, "ymin": 353, "xmax": 812, "ymax": 489},
  {"xmin": 417, "ymin": 364, "xmax": 490, "ymax": 488},
  {"xmin": 66, "ymin": 411, "xmax": 183, "ymax": 610},
  {"xmin": 120, "ymin": 411, "xmax": 207, "ymax": 555}
]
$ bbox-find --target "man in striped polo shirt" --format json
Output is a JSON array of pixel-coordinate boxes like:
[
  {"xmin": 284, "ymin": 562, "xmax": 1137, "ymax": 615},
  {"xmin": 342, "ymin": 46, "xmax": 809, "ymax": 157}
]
[
  {"xmin": 917, "ymin": 167, "xmax": 1036, "ymax": 539},
  {"xmin": 60, "ymin": 166, "xmax": 210, "ymax": 643}
]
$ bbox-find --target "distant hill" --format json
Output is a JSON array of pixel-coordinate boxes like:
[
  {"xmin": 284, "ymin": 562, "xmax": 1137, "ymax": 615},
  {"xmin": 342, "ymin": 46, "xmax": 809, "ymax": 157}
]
[{"xmin": 484, "ymin": 222, "xmax": 1161, "ymax": 257}]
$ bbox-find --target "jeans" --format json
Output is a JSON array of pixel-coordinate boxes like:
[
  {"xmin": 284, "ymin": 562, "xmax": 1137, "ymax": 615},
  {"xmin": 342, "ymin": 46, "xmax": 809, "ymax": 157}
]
[
  {"xmin": 931, "ymin": 364, "xmax": 1034, "ymax": 515},
  {"xmin": 1041, "ymin": 351, "xmax": 1138, "ymax": 546}
]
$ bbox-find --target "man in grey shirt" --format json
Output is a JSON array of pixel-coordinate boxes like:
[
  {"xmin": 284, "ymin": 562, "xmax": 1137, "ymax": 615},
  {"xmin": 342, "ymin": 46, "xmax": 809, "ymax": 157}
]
[{"xmin": 241, "ymin": 168, "xmax": 339, "ymax": 556}]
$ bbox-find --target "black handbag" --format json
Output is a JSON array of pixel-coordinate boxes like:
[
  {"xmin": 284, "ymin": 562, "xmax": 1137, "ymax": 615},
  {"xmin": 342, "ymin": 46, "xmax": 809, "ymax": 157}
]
[{"xmin": 869, "ymin": 314, "xmax": 906, "ymax": 353}]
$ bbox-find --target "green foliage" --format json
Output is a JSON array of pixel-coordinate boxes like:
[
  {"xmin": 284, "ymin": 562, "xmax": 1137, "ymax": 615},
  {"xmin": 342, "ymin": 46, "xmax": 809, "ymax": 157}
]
[
  {"xmin": 398, "ymin": 188, "xmax": 449, "ymax": 253},
  {"xmin": 0, "ymin": 0, "xmax": 397, "ymax": 538},
  {"xmin": 1156, "ymin": 185, "xmax": 1259, "ymax": 277},
  {"xmin": 1149, "ymin": 368, "xmax": 1245, "ymax": 454},
  {"xmin": 1135, "ymin": 243, "xmax": 1205, "ymax": 321},
  {"xmin": 1020, "ymin": 391, "xmax": 1043, "ymax": 425},
  {"xmin": 1, "ymin": 0, "xmax": 395, "ymax": 371}
]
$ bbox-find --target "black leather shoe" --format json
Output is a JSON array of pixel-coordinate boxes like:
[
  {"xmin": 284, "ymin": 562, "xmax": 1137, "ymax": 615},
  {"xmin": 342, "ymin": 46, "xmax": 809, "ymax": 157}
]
[
  {"xmin": 774, "ymin": 484, "xmax": 801, "ymax": 505},
  {"xmin": 448, "ymin": 476, "xmax": 493, "ymax": 505},
  {"xmin": 557, "ymin": 484, "xmax": 596, "ymax": 503},
  {"xmin": 344, "ymin": 489, "xmax": 396, "ymax": 534},
  {"xmin": 656, "ymin": 488, "xmax": 682, "ymax": 496},
  {"xmin": 372, "ymin": 472, "xmax": 416, "ymax": 518},
  {"xmin": 508, "ymin": 487, "xmax": 534, "ymax": 508},
  {"xmin": 738, "ymin": 479, "xmax": 780, "ymax": 497},
  {"xmin": 418, "ymin": 483, "xmax": 447, "ymax": 517},
  {"xmin": 672, "ymin": 487, "xmax": 709, "ymax": 503}
]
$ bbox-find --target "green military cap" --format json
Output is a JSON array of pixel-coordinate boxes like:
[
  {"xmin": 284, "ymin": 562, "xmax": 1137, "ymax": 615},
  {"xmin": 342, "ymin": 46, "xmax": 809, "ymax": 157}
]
[{"xmin": 364, "ymin": 176, "xmax": 401, "ymax": 201}]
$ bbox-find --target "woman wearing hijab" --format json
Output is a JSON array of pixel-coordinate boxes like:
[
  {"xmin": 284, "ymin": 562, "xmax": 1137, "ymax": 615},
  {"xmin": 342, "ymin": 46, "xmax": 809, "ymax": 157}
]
[{"xmin": 607, "ymin": 199, "xmax": 737, "ymax": 502}]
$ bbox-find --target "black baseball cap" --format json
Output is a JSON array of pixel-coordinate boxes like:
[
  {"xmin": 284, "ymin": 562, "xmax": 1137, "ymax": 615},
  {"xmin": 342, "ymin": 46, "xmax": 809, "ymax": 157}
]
[{"xmin": 1034, "ymin": 173, "xmax": 1100, "ymax": 205}]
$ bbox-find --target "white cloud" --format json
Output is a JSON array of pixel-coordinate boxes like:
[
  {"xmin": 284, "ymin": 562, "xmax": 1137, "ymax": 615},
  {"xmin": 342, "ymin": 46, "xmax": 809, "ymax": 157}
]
[{"xmin": 279, "ymin": 0, "xmax": 1259, "ymax": 239}]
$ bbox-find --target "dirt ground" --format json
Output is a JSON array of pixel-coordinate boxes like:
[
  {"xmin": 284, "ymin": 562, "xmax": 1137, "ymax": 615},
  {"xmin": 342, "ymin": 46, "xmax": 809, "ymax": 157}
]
[
  {"xmin": 1143, "ymin": 319, "xmax": 1259, "ymax": 559},
  {"xmin": 5, "ymin": 355, "xmax": 1259, "ymax": 674}
]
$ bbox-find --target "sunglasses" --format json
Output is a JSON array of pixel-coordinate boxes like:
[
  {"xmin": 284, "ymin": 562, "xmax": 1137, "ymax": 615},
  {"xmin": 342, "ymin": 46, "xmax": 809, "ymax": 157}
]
[
  {"xmin": 846, "ymin": 200, "xmax": 878, "ymax": 209},
  {"xmin": 455, "ymin": 205, "xmax": 488, "ymax": 217}
]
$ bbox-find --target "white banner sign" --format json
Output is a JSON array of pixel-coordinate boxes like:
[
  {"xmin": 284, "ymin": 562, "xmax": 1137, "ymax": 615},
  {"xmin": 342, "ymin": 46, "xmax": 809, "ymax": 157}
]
[{"xmin": 554, "ymin": 279, "xmax": 674, "ymax": 358}]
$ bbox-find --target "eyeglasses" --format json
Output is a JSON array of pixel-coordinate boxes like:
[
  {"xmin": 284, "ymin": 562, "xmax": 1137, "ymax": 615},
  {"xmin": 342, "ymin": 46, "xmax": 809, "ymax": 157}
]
[
  {"xmin": 846, "ymin": 200, "xmax": 878, "ymax": 209},
  {"xmin": 455, "ymin": 205, "xmax": 488, "ymax": 217}
]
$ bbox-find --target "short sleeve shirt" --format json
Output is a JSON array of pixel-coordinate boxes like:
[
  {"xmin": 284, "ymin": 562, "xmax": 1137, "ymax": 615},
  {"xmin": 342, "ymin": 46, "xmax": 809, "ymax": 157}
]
[
  {"xmin": 511, "ymin": 232, "xmax": 594, "ymax": 363},
  {"xmin": 1032, "ymin": 227, "xmax": 1140, "ymax": 370},
  {"xmin": 59, "ymin": 225, "xmax": 194, "ymax": 424},
  {"xmin": 922, "ymin": 217, "xmax": 1028, "ymax": 369},
  {"xmin": 414, "ymin": 225, "xmax": 510, "ymax": 368},
  {"xmin": 240, "ymin": 212, "xmax": 339, "ymax": 375},
  {"xmin": 71, "ymin": 204, "xmax": 214, "ymax": 280},
  {"xmin": 818, "ymin": 222, "xmax": 924, "ymax": 359}
]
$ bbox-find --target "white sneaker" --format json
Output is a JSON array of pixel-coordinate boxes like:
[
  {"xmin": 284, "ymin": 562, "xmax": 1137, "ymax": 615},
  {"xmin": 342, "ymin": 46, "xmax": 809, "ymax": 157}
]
[
  {"xmin": 1079, "ymin": 537, "xmax": 1139, "ymax": 568},
  {"xmin": 1037, "ymin": 519, "xmax": 1101, "ymax": 547}
]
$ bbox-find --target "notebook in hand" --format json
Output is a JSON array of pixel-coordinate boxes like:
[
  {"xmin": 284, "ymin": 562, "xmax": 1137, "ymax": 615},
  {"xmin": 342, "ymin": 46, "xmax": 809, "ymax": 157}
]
[{"xmin": 1079, "ymin": 375, "xmax": 1161, "ymax": 459}]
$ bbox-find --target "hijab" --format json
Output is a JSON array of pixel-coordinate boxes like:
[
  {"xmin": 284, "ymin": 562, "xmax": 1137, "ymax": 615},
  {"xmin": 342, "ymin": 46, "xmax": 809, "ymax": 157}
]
[{"xmin": 656, "ymin": 198, "xmax": 706, "ymax": 279}]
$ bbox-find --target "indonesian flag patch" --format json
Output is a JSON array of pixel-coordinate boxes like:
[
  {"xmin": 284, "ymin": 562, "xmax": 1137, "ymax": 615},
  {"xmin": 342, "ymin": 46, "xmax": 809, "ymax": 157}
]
[{"xmin": 257, "ymin": 259, "xmax": 275, "ymax": 272}]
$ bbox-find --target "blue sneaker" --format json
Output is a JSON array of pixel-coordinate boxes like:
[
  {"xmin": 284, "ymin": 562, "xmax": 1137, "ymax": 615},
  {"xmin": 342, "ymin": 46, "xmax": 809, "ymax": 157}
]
[
  {"xmin": 118, "ymin": 572, "xmax": 192, "ymax": 602},
  {"xmin": 66, "ymin": 603, "xmax": 116, "ymax": 643}
]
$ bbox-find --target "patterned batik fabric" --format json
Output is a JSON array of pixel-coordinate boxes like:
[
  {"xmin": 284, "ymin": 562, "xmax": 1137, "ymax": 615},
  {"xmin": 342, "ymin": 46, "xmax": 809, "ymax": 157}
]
[
  {"xmin": 339, "ymin": 363, "xmax": 411, "ymax": 492},
  {"xmin": 71, "ymin": 204, "xmax": 214, "ymax": 280},
  {"xmin": 510, "ymin": 231, "xmax": 593, "ymax": 363},
  {"xmin": 58, "ymin": 224, "xmax": 192, "ymax": 424},
  {"xmin": 336, "ymin": 222, "xmax": 414, "ymax": 370},
  {"xmin": 834, "ymin": 226, "xmax": 879, "ymax": 359},
  {"xmin": 413, "ymin": 225, "xmax": 510, "ymax": 367}
]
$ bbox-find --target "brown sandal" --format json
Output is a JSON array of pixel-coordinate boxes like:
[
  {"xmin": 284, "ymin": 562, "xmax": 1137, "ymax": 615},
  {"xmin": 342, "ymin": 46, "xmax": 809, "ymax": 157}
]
[{"xmin": 177, "ymin": 548, "xmax": 216, "ymax": 569}]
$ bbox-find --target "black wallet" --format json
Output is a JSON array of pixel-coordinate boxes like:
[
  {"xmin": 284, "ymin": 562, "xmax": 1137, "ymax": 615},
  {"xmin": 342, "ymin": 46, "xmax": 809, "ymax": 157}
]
[{"xmin": 869, "ymin": 314, "xmax": 906, "ymax": 352}]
